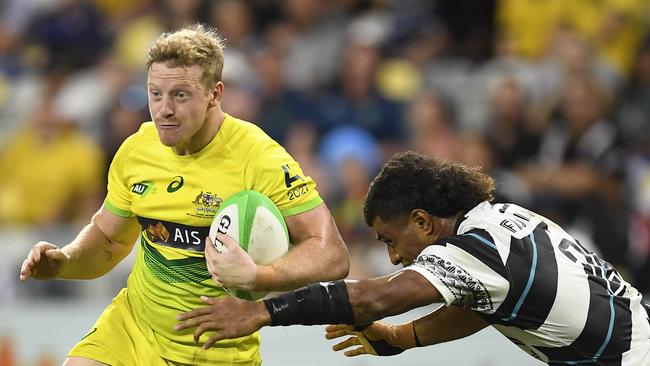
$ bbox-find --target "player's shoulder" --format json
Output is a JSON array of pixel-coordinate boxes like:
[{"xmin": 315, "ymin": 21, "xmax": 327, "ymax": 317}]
[
  {"xmin": 120, "ymin": 120, "xmax": 157, "ymax": 144},
  {"xmin": 114, "ymin": 121, "xmax": 159, "ymax": 159},
  {"xmin": 456, "ymin": 201, "xmax": 498, "ymax": 231},
  {"xmin": 221, "ymin": 114, "xmax": 281, "ymax": 153},
  {"xmin": 223, "ymin": 115, "xmax": 273, "ymax": 142}
]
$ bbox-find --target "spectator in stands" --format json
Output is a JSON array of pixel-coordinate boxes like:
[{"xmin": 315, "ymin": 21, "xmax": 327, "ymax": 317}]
[
  {"xmin": 0, "ymin": 95, "xmax": 104, "ymax": 227},
  {"xmin": 520, "ymin": 75, "xmax": 629, "ymax": 269}
]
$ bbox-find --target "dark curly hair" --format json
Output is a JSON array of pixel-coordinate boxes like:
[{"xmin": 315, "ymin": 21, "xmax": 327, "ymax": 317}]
[{"xmin": 363, "ymin": 151, "xmax": 495, "ymax": 226}]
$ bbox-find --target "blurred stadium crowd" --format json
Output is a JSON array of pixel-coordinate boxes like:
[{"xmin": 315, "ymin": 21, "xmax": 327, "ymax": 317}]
[{"xmin": 1, "ymin": 0, "xmax": 650, "ymax": 302}]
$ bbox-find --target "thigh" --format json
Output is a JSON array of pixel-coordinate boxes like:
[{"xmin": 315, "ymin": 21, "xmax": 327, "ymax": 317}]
[{"xmin": 68, "ymin": 289, "xmax": 165, "ymax": 366}]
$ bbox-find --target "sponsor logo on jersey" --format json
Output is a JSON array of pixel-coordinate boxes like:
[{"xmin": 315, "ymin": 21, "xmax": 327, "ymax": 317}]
[
  {"xmin": 146, "ymin": 221, "xmax": 170, "ymax": 243},
  {"xmin": 132, "ymin": 181, "xmax": 154, "ymax": 197},
  {"xmin": 138, "ymin": 216, "xmax": 209, "ymax": 251},
  {"xmin": 167, "ymin": 176, "xmax": 184, "ymax": 192},
  {"xmin": 190, "ymin": 191, "xmax": 223, "ymax": 218}
]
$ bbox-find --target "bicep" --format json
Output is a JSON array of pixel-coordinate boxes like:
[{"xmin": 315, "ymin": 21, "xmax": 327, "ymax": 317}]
[
  {"xmin": 284, "ymin": 203, "xmax": 341, "ymax": 245},
  {"xmin": 281, "ymin": 203, "xmax": 349, "ymax": 280},
  {"xmin": 347, "ymin": 270, "xmax": 442, "ymax": 324},
  {"xmin": 93, "ymin": 207, "xmax": 140, "ymax": 248}
]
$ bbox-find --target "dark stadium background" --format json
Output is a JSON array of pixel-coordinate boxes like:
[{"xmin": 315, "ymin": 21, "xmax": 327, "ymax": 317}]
[{"xmin": 1, "ymin": 0, "xmax": 649, "ymax": 364}]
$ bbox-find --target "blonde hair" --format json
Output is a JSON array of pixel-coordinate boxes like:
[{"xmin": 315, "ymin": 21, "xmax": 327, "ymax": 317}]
[{"xmin": 146, "ymin": 24, "xmax": 226, "ymax": 89}]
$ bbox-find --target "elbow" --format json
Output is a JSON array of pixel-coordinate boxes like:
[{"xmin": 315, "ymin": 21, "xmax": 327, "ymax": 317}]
[
  {"xmin": 339, "ymin": 252, "xmax": 350, "ymax": 278},
  {"xmin": 319, "ymin": 252, "xmax": 349, "ymax": 281},
  {"xmin": 326, "ymin": 214, "xmax": 350, "ymax": 279},
  {"xmin": 332, "ymin": 259, "xmax": 350, "ymax": 280},
  {"xmin": 328, "ymin": 240, "xmax": 350, "ymax": 280},
  {"xmin": 339, "ymin": 260, "xmax": 350, "ymax": 279}
]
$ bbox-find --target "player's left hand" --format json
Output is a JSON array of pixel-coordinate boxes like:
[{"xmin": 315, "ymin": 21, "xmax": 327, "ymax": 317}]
[
  {"xmin": 205, "ymin": 233, "xmax": 257, "ymax": 290},
  {"xmin": 325, "ymin": 322, "xmax": 415, "ymax": 357},
  {"xmin": 174, "ymin": 296, "xmax": 269, "ymax": 349}
]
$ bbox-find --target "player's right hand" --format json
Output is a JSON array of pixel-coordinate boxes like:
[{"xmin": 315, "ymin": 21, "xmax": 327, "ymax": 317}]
[
  {"xmin": 205, "ymin": 233, "xmax": 257, "ymax": 290},
  {"xmin": 19, "ymin": 241, "xmax": 69, "ymax": 281},
  {"xmin": 325, "ymin": 322, "xmax": 415, "ymax": 357}
]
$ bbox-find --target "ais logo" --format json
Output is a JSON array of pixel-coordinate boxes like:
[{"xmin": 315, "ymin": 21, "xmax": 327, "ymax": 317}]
[{"xmin": 132, "ymin": 181, "xmax": 154, "ymax": 197}]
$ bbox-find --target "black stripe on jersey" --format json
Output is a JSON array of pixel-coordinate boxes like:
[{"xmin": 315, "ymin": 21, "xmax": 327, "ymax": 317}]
[
  {"xmin": 137, "ymin": 216, "xmax": 209, "ymax": 252},
  {"xmin": 487, "ymin": 224, "xmax": 558, "ymax": 330},
  {"xmin": 444, "ymin": 229, "xmax": 508, "ymax": 279},
  {"xmin": 559, "ymin": 239, "xmax": 628, "ymax": 297},
  {"xmin": 539, "ymin": 290, "xmax": 631, "ymax": 365}
]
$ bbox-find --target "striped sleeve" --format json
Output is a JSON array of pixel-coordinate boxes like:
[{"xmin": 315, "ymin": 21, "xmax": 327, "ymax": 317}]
[{"xmin": 403, "ymin": 231, "xmax": 509, "ymax": 313}]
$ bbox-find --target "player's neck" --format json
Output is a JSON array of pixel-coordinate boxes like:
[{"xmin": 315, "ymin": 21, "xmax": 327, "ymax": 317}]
[
  {"xmin": 439, "ymin": 212, "xmax": 464, "ymax": 238},
  {"xmin": 172, "ymin": 110, "xmax": 225, "ymax": 155}
]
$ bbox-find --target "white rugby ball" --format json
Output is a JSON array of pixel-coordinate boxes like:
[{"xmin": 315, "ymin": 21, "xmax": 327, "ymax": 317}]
[{"xmin": 208, "ymin": 190, "xmax": 289, "ymax": 300}]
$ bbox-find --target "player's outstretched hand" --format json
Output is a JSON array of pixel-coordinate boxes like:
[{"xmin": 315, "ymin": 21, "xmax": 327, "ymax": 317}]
[
  {"xmin": 205, "ymin": 233, "xmax": 257, "ymax": 290},
  {"xmin": 19, "ymin": 241, "xmax": 69, "ymax": 281},
  {"xmin": 325, "ymin": 322, "xmax": 415, "ymax": 357},
  {"xmin": 175, "ymin": 296, "xmax": 269, "ymax": 349}
]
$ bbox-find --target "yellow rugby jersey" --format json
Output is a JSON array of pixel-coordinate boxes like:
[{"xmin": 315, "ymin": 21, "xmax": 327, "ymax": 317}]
[{"xmin": 103, "ymin": 114, "xmax": 322, "ymax": 365}]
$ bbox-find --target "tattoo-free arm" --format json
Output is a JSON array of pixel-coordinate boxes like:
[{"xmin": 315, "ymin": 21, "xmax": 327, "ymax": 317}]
[
  {"xmin": 325, "ymin": 304, "xmax": 489, "ymax": 357},
  {"xmin": 412, "ymin": 305, "xmax": 488, "ymax": 346},
  {"xmin": 254, "ymin": 203, "xmax": 349, "ymax": 291},
  {"xmin": 346, "ymin": 270, "xmax": 442, "ymax": 324},
  {"xmin": 175, "ymin": 269, "xmax": 444, "ymax": 347}
]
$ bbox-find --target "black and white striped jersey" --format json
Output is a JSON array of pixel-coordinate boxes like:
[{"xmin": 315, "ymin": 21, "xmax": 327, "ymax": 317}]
[{"xmin": 405, "ymin": 201, "xmax": 650, "ymax": 365}]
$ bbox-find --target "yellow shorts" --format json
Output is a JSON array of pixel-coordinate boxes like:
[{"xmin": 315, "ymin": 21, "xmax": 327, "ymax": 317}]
[
  {"xmin": 68, "ymin": 289, "xmax": 261, "ymax": 366},
  {"xmin": 68, "ymin": 288, "xmax": 180, "ymax": 365}
]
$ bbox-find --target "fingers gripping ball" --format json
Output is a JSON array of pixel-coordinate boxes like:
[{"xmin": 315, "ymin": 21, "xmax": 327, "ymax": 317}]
[{"xmin": 208, "ymin": 190, "xmax": 289, "ymax": 300}]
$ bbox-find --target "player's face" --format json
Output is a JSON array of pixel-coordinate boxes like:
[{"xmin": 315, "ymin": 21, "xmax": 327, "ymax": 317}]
[
  {"xmin": 147, "ymin": 62, "xmax": 222, "ymax": 155},
  {"xmin": 372, "ymin": 215, "xmax": 432, "ymax": 266}
]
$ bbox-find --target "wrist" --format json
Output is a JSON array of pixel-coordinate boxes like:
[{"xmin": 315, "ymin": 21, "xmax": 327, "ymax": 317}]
[
  {"xmin": 391, "ymin": 322, "xmax": 417, "ymax": 350},
  {"xmin": 254, "ymin": 265, "xmax": 274, "ymax": 291},
  {"xmin": 255, "ymin": 300, "xmax": 272, "ymax": 328},
  {"xmin": 55, "ymin": 247, "xmax": 72, "ymax": 279},
  {"xmin": 262, "ymin": 281, "xmax": 355, "ymax": 326}
]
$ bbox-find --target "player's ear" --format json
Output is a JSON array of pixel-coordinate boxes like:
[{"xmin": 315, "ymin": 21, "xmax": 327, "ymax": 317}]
[
  {"xmin": 411, "ymin": 209, "xmax": 434, "ymax": 234},
  {"xmin": 208, "ymin": 81, "xmax": 224, "ymax": 107}
]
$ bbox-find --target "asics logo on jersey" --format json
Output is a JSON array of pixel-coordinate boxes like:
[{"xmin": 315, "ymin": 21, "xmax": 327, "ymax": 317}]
[{"xmin": 167, "ymin": 176, "xmax": 184, "ymax": 192}]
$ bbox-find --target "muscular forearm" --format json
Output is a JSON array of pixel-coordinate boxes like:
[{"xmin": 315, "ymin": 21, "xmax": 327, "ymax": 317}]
[
  {"xmin": 59, "ymin": 217, "xmax": 135, "ymax": 279},
  {"xmin": 255, "ymin": 233, "xmax": 349, "ymax": 292},
  {"xmin": 412, "ymin": 305, "xmax": 488, "ymax": 346},
  {"xmin": 347, "ymin": 273, "xmax": 437, "ymax": 325},
  {"xmin": 262, "ymin": 271, "xmax": 441, "ymax": 327}
]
